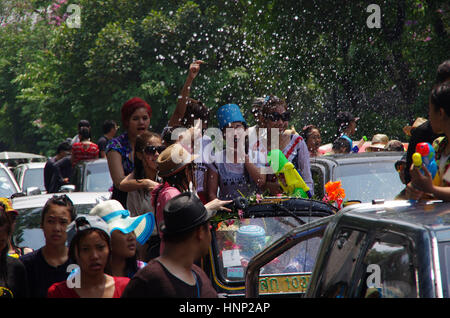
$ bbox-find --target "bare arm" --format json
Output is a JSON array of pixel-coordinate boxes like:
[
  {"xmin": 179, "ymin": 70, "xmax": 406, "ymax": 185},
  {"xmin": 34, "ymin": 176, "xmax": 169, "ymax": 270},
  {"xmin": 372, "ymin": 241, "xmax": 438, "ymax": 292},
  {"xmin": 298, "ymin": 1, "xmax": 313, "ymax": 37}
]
[
  {"xmin": 107, "ymin": 150, "xmax": 156, "ymax": 193},
  {"xmin": 119, "ymin": 171, "xmax": 160, "ymax": 193},
  {"xmin": 244, "ymin": 155, "xmax": 266, "ymax": 189},
  {"xmin": 168, "ymin": 60, "xmax": 204, "ymax": 127},
  {"xmin": 408, "ymin": 164, "xmax": 450, "ymax": 201},
  {"xmin": 206, "ymin": 167, "xmax": 219, "ymax": 201}
]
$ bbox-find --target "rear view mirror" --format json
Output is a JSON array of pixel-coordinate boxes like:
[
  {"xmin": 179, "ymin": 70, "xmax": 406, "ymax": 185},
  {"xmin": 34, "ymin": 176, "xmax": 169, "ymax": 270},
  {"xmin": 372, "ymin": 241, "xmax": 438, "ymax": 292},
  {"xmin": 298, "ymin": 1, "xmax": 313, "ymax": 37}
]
[
  {"xmin": 59, "ymin": 184, "xmax": 75, "ymax": 193},
  {"xmin": 25, "ymin": 187, "xmax": 41, "ymax": 196}
]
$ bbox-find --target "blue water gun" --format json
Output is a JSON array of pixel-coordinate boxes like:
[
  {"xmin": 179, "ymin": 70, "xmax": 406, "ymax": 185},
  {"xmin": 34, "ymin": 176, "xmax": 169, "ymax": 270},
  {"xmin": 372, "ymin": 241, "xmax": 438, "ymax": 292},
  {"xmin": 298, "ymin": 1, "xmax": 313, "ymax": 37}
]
[{"xmin": 412, "ymin": 142, "xmax": 438, "ymax": 181}]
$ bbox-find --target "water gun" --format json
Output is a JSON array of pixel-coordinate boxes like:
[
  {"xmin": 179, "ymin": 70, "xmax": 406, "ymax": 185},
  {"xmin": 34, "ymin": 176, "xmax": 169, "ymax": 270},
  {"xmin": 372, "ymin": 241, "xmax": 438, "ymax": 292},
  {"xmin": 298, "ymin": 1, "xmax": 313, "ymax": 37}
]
[
  {"xmin": 412, "ymin": 142, "xmax": 438, "ymax": 183},
  {"xmin": 267, "ymin": 149, "xmax": 312, "ymax": 198}
]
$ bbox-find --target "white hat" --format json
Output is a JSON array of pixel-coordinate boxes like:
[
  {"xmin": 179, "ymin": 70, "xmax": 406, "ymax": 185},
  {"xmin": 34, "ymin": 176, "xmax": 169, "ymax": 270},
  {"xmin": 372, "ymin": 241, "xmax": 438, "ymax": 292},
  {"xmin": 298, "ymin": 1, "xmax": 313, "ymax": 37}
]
[{"xmin": 89, "ymin": 200, "xmax": 155, "ymax": 245}]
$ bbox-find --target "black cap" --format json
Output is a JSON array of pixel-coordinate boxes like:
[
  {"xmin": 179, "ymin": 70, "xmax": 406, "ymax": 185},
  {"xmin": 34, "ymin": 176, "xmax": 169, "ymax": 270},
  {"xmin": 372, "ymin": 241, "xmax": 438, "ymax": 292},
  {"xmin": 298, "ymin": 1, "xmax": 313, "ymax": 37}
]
[{"xmin": 160, "ymin": 192, "xmax": 215, "ymax": 235}]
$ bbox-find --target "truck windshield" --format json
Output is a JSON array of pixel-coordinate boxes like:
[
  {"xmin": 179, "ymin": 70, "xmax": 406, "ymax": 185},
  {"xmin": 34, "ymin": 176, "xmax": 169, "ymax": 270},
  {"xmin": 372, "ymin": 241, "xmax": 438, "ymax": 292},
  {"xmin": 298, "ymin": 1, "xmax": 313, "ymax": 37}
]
[{"xmin": 213, "ymin": 216, "xmax": 323, "ymax": 283}]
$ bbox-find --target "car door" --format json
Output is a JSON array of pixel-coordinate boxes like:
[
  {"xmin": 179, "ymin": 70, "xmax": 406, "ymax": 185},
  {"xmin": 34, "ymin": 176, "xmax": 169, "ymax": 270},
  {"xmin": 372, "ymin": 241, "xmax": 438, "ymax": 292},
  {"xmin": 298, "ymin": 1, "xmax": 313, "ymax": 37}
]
[{"xmin": 245, "ymin": 216, "xmax": 333, "ymax": 297}]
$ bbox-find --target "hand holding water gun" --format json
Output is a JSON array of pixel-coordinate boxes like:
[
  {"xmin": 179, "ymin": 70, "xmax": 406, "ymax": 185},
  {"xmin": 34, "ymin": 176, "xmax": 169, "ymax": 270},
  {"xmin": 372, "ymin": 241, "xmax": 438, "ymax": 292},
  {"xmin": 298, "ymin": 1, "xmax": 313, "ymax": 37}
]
[
  {"xmin": 412, "ymin": 142, "xmax": 438, "ymax": 182},
  {"xmin": 267, "ymin": 149, "xmax": 312, "ymax": 198}
]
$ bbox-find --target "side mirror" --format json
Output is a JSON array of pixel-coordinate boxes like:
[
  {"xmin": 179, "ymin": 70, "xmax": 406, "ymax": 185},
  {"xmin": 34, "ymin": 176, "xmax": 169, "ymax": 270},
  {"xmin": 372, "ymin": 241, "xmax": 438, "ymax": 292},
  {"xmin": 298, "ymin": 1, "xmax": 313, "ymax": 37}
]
[
  {"xmin": 25, "ymin": 187, "xmax": 41, "ymax": 196},
  {"xmin": 59, "ymin": 184, "xmax": 75, "ymax": 193}
]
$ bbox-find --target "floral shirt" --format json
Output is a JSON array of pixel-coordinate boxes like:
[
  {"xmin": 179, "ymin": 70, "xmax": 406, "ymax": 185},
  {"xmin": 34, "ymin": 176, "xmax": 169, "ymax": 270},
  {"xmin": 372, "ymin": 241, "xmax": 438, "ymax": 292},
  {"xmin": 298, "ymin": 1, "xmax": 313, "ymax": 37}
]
[
  {"xmin": 433, "ymin": 136, "xmax": 450, "ymax": 186},
  {"xmin": 106, "ymin": 132, "xmax": 134, "ymax": 175}
]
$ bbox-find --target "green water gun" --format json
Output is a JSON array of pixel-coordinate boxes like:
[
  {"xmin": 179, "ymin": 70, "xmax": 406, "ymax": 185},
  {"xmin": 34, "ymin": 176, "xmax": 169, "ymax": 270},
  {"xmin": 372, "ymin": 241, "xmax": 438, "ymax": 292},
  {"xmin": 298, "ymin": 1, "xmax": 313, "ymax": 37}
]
[{"xmin": 267, "ymin": 149, "xmax": 312, "ymax": 198}]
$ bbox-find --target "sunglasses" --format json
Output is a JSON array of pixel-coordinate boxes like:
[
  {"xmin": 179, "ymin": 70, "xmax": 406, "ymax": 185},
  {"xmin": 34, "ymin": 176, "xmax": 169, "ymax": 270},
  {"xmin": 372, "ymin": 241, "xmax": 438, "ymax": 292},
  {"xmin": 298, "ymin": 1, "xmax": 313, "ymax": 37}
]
[
  {"xmin": 264, "ymin": 111, "xmax": 291, "ymax": 122},
  {"xmin": 143, "ymin": 145, "xmax": 166, "ymax": 155}
]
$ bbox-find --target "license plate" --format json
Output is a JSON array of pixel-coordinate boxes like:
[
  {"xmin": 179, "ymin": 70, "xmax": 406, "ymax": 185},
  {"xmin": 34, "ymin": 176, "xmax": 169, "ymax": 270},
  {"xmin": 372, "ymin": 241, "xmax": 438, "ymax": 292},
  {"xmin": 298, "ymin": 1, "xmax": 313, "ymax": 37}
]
[{"xmin": 259, "ymin": 273, "xmax": 311, "ymax": 294}]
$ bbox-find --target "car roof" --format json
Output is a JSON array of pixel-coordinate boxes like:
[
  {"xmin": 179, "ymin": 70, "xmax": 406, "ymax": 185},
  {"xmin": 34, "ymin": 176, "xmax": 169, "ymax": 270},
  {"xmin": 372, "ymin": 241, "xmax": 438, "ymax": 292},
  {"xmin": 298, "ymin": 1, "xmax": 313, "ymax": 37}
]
[
  {"xmin": 337, "ymin": 200, "xmax": 450, "ymax": 240},
  {"xmin": 0, "ymin": 152, "xmax": 46, "ymax": 160},
  {"xmin": 310, "ymin": 151, "xmax": 404, "ymax": 165},
  {"xmin": 14, "ymin": 162, "xmax": 46, "ymax": 169},
  {"xmin": 12, "ymin": 192, "xmax": 111, "ymax": 210}
]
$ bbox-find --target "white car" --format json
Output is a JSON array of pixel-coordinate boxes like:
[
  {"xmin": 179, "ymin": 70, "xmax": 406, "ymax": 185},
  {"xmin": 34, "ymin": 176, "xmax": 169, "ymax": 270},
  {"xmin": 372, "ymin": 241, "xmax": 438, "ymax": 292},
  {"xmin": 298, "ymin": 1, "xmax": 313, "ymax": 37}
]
[
  {"xmin": 13, "ymin": 162, "xmax": 46, "ymax": 195},
  {"xmin": 0, "ymin": 162, "xmax": 21, "ymax": 198},
  {"xmin": 12, "ymin": 191, "xmax": 111, "ymax": 250}
]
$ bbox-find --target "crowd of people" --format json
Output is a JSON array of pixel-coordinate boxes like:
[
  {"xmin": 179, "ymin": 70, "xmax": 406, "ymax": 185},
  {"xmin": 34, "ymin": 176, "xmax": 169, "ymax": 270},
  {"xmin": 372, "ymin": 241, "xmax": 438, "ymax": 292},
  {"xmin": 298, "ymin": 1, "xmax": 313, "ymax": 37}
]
[{"xmin": 0, "ymin": 59, "xmax": 449, "ymax": 298}]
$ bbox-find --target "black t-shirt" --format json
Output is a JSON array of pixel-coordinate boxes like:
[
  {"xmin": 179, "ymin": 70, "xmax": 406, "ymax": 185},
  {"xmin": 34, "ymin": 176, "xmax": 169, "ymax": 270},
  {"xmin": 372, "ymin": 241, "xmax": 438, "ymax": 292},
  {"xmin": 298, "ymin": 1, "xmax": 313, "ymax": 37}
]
[
  {"xmin": 121, "ymin": 259, "xmax": 218, "ymax": 298},
  {"xmin": 19, "ymin": 248, "xmax": 72, "ymax": 298},
  {"xmin": 43, "ymin": 157, "xmax": 57, "ymax": 192},
  {"xmin": 0, "ymin": 256, "xmax": 28, "ymax": 298}
]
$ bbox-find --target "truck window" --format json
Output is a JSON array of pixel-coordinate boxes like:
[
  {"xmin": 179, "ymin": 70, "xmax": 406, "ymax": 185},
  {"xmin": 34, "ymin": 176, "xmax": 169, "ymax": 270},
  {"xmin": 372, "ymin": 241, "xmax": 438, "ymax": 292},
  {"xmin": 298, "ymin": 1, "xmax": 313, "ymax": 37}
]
[
  {"xmin": 357, "ymin": 232, "xmax": 417, "ymax": 298},
  {"xmin": 439, "ymin": 243, "xmax": 450, "ymax": 298},
  {"xmin": 316, "ymin": 228, "xmax": 367, "ymax": 297},
  {"xmin": 311, "ymin": 166, "xmax": 324, "ymax": 200}
]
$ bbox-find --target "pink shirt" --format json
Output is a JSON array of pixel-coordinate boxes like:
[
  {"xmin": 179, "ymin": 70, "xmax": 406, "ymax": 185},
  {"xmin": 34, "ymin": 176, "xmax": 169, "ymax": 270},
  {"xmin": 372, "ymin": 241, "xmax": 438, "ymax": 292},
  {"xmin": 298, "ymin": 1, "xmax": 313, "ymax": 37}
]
[{"xmin": 151, "ymin": 183, "xmax": 181, "ymax": 254}]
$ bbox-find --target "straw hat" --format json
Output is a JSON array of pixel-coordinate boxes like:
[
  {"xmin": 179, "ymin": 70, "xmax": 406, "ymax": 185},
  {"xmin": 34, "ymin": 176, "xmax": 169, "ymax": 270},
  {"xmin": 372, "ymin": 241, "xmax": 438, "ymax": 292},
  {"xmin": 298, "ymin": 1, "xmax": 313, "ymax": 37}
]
[
  {"xmin": 367, "ymin": 134, "xmax": 389, "ymax": 151},
  {"xmin": 157, "ymin": 143, "xmax": 198, "ymax": 178},
  {"xmin": 402, "ymin": 117, "xmax": 427, "ymax": 136}
]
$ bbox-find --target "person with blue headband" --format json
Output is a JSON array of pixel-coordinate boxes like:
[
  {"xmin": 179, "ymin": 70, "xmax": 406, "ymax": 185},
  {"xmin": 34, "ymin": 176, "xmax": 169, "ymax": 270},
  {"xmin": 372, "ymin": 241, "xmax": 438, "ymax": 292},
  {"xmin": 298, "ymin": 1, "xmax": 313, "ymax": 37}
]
[{"xmin": 206, "ymin": 103, "xmax": 267, "ymax": 201}]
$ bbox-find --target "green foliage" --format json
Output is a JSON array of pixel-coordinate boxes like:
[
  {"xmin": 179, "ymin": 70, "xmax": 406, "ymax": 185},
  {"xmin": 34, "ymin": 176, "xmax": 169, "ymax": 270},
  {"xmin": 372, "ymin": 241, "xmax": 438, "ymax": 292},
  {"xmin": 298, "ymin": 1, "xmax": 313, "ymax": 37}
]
[{"xmin": 0, "ymin": 0, "xmax": 449, "ymax": 154}]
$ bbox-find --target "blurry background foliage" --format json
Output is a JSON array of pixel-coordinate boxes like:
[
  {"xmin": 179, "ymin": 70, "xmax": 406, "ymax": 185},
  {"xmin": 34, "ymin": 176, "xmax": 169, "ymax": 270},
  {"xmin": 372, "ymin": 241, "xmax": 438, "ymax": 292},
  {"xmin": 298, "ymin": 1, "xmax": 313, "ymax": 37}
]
[{"xmin": 0, "ymin": 0, "xmax": 448, "ymax": 156}]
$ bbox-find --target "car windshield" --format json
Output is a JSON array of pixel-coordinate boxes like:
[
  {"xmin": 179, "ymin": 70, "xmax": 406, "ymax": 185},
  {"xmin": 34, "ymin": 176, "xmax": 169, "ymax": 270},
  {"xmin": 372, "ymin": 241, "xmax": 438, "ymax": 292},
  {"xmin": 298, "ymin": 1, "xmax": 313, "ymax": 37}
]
[
  {"xmin": 23, "ymin": 168, "xmax": 45, "ymax": 192},
  {"xmin": 86, "ymin": 163, "xmax": 112, "ymax": 192},
  {"xmin": 0, "ymin": 168, "xmax": 17, "ymax": 197},
  {"xmin": 213, "ymin": 215, "xmax": 323, "ymax": 283},
  {"xmin": 12, "ymin": 203, "xmax": 94, "ymax": 250},
  {"xmin": 335, "ymin": 160, "xmax": 404, "ymax": 203}
]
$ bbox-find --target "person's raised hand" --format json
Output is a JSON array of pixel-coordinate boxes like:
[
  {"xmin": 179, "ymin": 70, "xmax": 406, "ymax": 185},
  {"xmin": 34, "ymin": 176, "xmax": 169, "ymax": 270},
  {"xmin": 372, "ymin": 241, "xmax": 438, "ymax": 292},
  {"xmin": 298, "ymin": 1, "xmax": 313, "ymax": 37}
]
[{"xmin": 188, "ymin": 60, "xmax": 204, "ymax": 81}]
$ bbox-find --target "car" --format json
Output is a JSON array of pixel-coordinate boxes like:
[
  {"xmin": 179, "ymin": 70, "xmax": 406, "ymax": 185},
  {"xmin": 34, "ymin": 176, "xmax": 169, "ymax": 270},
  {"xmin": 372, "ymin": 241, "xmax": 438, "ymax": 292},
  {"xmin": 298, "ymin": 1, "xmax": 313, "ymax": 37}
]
[
  {"xmin": 0, "ymin": 162, "xmax": 21, "ymax": 198},
  {"xmin": 245, "ymin": 199, "xmax": 450, "ymax": 298},
  {"xmin": 13, "ymin": 162, "xmax": 46, "ymax": 195},
  {"xmin": 0, "ymin": 151, "xmax": 46, "ymax": 168},
  {"xmin": 310, "ymin": 151, "xmax": 405, "ymax": 203},
  {"xmin": 202, "ymin": 196, "xmax": 337, "ymax": 297},
  {"xmin": 11, "ymin": 191, "xmax": 111, "ymax": 251},
  {"xmin": 69, "ymin": 158, "xmax": 113, "ymax": 192}
]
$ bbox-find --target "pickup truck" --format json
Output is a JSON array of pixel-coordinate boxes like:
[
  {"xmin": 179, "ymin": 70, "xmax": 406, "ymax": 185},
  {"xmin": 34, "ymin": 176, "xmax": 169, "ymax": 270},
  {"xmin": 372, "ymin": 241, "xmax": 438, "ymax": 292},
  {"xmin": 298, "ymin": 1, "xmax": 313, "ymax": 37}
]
[{"xmin": 245, "ymin": 199, "xmax": 450, "ymax": 298}]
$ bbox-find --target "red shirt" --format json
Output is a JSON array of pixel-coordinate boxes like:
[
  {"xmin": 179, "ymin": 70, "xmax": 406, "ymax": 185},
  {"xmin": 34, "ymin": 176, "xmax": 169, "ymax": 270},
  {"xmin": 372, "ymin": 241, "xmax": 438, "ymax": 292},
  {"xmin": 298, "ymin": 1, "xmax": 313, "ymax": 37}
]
[
  {"xmin": 47, "ymin": 276, "xmax": 130, "ymax": 298},
  {"xmin": 71, "ymin": 142, "xmax": 99, "ymax": 166}
]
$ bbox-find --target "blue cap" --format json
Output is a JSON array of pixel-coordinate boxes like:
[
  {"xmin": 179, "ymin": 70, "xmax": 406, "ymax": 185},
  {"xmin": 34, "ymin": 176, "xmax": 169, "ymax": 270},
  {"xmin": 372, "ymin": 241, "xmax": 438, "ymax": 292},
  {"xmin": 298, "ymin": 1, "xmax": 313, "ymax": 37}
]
[{"xmin": 217, "ymin": 104, "xmax": 247, "ymax": 130}]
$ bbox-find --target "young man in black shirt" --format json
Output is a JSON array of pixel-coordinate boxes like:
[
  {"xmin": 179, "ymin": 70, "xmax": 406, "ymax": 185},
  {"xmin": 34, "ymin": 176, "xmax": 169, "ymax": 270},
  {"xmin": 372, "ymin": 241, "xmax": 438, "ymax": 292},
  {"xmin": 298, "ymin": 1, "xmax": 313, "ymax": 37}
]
[
  {"xmin": 20, "ymin": 195, "xmax": 76, "ymax": 298},
  {"xmin": 97, "ymin": 120, "xmax": 118, "ymax": 158},
  {"xmin": 122, "ymin": 192, "xmax": 219, "ymax": 298}
]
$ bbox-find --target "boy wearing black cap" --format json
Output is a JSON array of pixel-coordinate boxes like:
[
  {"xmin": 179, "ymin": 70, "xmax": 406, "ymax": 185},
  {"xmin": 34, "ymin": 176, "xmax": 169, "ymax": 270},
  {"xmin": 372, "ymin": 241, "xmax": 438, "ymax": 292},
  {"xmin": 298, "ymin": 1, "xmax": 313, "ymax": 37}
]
[{"xmin": 122, "ymin": 192, "xmax": 218, "ymax": 298}]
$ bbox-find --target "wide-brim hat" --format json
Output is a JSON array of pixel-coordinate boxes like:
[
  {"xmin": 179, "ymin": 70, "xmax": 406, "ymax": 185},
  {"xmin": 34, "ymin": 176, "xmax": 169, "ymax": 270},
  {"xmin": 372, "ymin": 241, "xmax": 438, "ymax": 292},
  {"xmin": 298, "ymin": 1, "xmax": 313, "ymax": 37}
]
[
  {"xmin": 66, "ymin": 215, "xmax": 110, "ymax": 246},
  {"xmin": 367, "ymin": 134, "xmax": 389, "ymax": 150},
  {"xmin": 160, "ymin": 192, "xmax": 215, "ymax": 235},
  {"xmin": 403, "ymin": 117, "xmax": 427, "ymax": 136},
  {"xmin": 0, "ymin": 197, "xmax": 18, "ymax": 215},
  {"xmin": 157, "ymin": 143, "xmax": 198, "ymax": 178},
  {"xmin": 217, "ymin": 104, "xmax": 247, "ymax": 130},
  {"xmin": 89, "ymin": 200, "xmax": 155, "ymax": 245}
]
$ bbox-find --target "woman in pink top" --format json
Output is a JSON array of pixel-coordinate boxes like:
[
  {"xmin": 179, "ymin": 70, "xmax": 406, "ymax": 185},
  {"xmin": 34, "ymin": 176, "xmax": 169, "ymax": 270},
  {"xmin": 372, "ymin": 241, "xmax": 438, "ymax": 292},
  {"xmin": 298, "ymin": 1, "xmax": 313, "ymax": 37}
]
[{"xmin": 47, "ymin": 215, "xmax": 129, "ymax": 298}]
